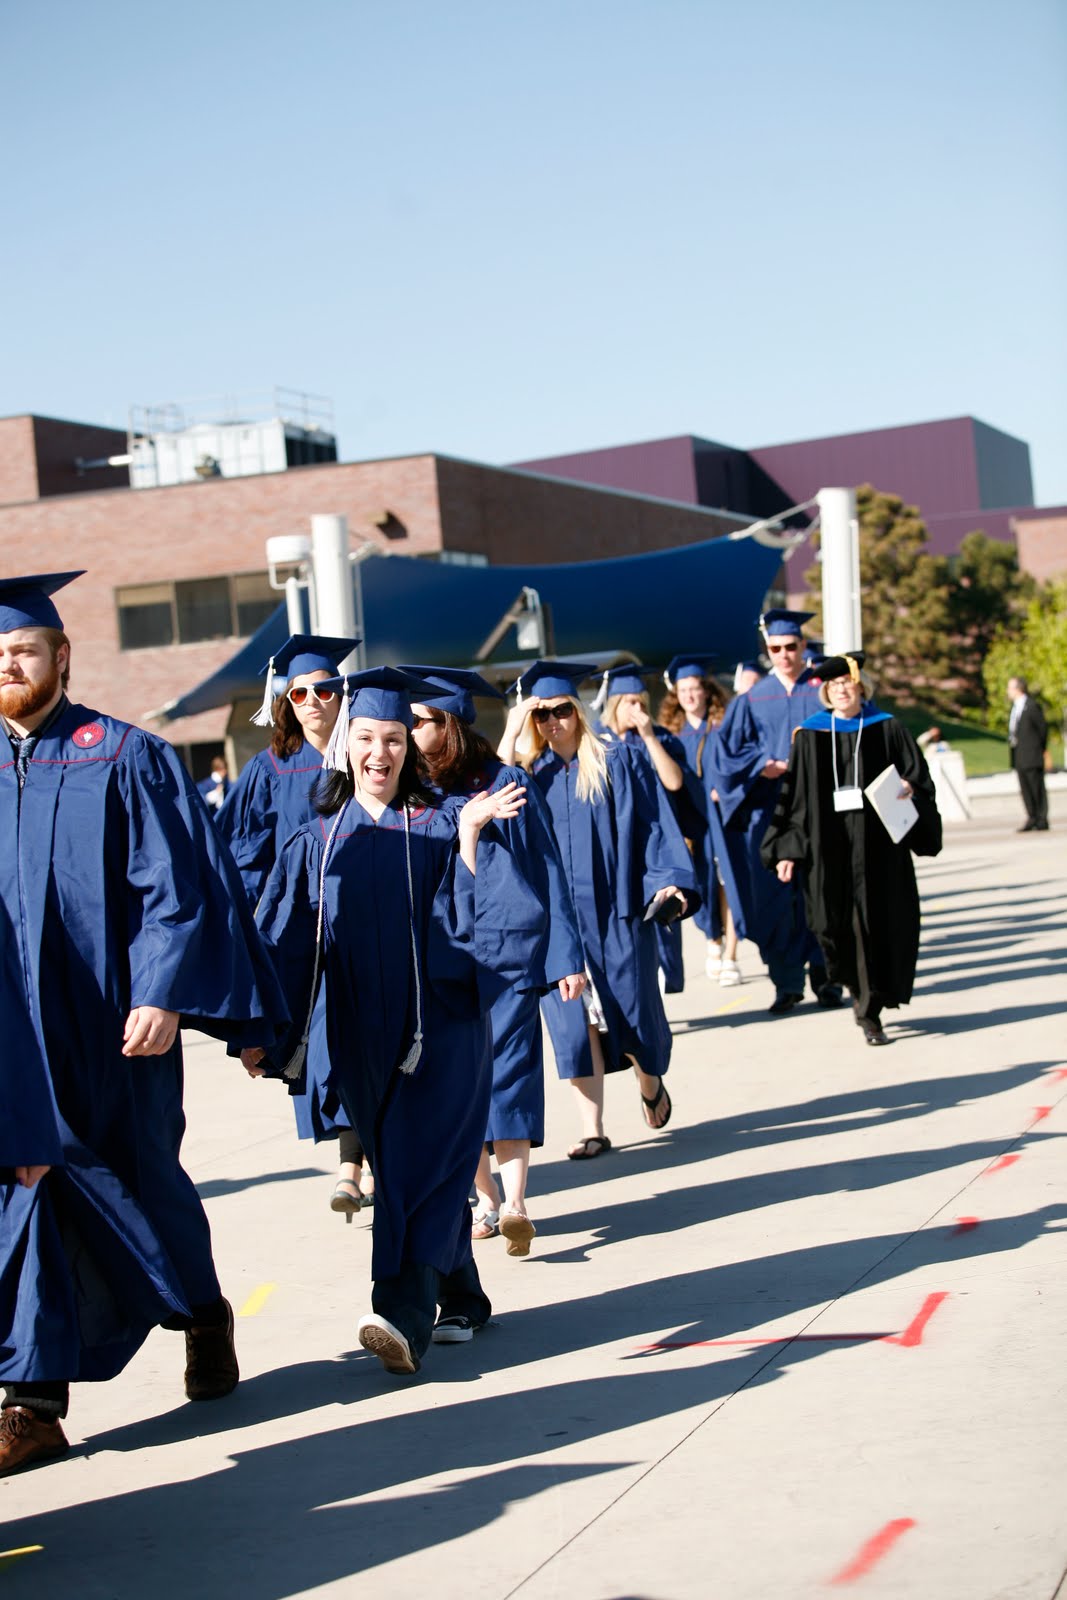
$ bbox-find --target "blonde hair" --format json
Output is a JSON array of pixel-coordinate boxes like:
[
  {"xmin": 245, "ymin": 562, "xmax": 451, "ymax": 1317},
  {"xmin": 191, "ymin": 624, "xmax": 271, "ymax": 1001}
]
[
  {"xmin": 599, "ymin": 690, "xmax": 650, "ymax": 737},
  {"xmin": 517, "ymin": 698, "xmax": 608, "ymax": 803}
]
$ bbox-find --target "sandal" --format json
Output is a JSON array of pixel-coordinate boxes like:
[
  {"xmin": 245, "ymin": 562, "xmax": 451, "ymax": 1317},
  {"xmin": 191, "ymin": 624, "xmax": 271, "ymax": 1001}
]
[
  {"xmin": 499, "ymin": 1208, "xmax": 536, "ymax": 1258},
  {"xmin": 719, "ymin": 958, "xmax": 741, "ymax": 987},
  {"xmin": 567, "ymin": 1135, "xmax": 612, "ymax": 1160},
  {"xmin": 640, "ymin": 1080, "xmax": 672, "ymax": 1131},
  {"xmin": 471, "ymin": 1207, "xmax": 500, "ymax": 1240},
  {"xmin": 329, "ymin": 1178, "xmax": 363, "ymax": 1225}
]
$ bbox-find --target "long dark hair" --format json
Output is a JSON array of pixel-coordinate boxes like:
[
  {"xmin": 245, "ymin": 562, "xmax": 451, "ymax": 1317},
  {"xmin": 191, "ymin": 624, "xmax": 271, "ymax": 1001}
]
[
  {"xmin": 315, "ymin": 731, "xmax": 436, "ymax": 816},
  {"xmin": 269, "ymin": 695, "xmax": 305, "ymax": 759},
  {"xmin": 420, "ymin": 712, "xmax": 499, "ymax": 794}
]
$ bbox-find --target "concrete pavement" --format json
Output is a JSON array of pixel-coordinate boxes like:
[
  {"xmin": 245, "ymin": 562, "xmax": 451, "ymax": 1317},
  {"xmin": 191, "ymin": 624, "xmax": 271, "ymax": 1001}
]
[{"xmin": 0, "ymin": 815, "xmax": 1064, "ymax": 1598}]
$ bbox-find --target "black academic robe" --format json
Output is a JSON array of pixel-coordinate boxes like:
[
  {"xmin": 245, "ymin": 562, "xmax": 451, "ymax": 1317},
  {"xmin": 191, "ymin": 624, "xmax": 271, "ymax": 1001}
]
[{"xmin": 759, "ymin": 710, "xmax": 942, "ymax": 1010}]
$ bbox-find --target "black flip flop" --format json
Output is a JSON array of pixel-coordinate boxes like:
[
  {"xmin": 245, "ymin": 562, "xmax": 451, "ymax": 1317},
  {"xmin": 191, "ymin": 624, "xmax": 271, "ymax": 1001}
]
[
  {"xmin": 567, "ymin": 1135, "xmax": 612, "ymax": 1160},
  {"xmin": 641, "ymin": 1080, "xmax": 672, "ymax": 1130}
]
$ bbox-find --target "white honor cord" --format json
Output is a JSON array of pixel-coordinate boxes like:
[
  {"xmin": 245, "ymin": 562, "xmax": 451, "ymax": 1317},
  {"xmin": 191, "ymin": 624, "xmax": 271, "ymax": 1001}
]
[
  {"xmin": 831, "ymin": 711, "xmax": 864, "ymax": 793},
  {"xmin": 398, "ymin": 802, "xmax": 424, "ymax": 1075},
  {"xmin": 283, "ymin": 799, "xmax": 350, "ymax": 1080}
]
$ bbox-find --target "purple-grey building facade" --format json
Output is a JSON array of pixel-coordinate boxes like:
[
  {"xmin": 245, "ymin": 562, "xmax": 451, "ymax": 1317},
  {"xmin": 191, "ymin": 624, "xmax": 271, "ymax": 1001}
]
[{"xmin": 515, "ymin": 415, "xmax": 1043, "ymax": 598}]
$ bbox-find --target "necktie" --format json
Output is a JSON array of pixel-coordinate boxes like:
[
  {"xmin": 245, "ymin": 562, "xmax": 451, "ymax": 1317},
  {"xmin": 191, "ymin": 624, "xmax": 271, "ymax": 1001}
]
[{"xmin": 14, "ymin": 735, "xmax": 36, "ymax": 784}]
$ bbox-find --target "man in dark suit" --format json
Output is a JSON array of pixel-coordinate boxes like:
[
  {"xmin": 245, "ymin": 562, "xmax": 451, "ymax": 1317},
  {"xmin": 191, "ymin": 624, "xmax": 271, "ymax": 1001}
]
[{"xmin": 1007, "ymin": 676, "xmax": 1049, "ymax": 832}]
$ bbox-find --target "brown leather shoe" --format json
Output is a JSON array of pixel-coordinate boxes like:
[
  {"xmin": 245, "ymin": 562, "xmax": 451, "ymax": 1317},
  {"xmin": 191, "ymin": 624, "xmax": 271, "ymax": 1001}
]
[
  {"xmin": 184, "ymin": 1297, "xmax": 239, "ymax": 1401},
  {"xmin": 0, "ymin": 1406, "xmax": 70, "ymax": 1476}
]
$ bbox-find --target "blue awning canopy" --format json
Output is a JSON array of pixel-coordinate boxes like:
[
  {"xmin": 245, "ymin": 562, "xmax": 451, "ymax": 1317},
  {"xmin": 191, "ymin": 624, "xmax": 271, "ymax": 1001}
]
[{"xmin": 153, "ymin": 529, "xmax": 793, "ymax": 723}]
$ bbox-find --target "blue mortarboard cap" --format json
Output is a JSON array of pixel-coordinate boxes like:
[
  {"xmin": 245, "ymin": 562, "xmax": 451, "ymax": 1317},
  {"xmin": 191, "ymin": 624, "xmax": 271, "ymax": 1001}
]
[
  {"xmin": 0, "ymin": 571, "xmax": 85, "ymax": 633},
  {"xmin": 265, "ymin": 634, "xmax": 360, "ymax": 681},
  {"xmin": 665, "ymin": 653, "xmax": 717, "ymax": 685},
  {"xmin": 603, "ymin": 663, "xmax": 650, "ymax": 698},
  {"xmin": 760, "ymin": 608, "xmax": 815, "ymax": 638},
  {"xmin": 510, "ymin": 659, "xmax": 597, "ymax": 700},
  {"xmin": 316, "ymin": 666, "xmax": 440, "ymax": 730},
  {"xmin": 250, "ymin": 632, "xmax": 362, "ymax": 727},
  {"xmin": 399, "ymin": 664, "xmax": 505, "ymax": 726}
]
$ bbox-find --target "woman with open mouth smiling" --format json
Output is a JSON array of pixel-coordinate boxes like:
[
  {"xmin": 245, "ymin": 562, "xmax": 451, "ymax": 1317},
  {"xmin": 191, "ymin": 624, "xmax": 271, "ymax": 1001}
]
[
  {"xmin": 241, "ymin": 667, "xmax": 545, "ymax": 1378},
  {"xmin": 216, "ymin": 632, "xmax": 374, "ymax": 1220}
]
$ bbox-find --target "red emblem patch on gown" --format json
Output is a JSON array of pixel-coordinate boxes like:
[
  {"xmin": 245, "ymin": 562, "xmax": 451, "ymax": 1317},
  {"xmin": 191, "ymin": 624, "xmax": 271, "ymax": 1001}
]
[{"xmin": 72, "ymin": 722, "xmax": 106, "ymax": 749}]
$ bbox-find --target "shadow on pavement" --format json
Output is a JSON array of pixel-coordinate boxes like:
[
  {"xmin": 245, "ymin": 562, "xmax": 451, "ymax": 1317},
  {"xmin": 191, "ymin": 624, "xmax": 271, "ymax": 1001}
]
[
  {"xmin": 9, "ymin": 1205, "xmax": 1067, "ymax": 1598},
  {"xmin": 196, "ymin": 1166, "xmax": 325, "ymax": 1200}
]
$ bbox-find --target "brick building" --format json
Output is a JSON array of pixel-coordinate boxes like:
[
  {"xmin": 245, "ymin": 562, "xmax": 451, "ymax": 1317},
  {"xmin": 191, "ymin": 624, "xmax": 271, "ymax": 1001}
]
[{"xmin": 0, "ymin": 413, "xmax": 748, "ymax": 773}]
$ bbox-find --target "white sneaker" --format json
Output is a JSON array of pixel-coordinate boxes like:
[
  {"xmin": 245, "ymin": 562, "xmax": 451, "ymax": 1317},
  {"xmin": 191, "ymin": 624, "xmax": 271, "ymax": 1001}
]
[
  {"xmin": 719, "ymin": 958, "xmax": 741, "ymax": 987},
  {"xmin": 705, "ymin": 941, "xmax": 723, "ymax": 980},
  {"xmin": 357, "ymin": 1314, "xmax": 419, "ymax": 1374}
]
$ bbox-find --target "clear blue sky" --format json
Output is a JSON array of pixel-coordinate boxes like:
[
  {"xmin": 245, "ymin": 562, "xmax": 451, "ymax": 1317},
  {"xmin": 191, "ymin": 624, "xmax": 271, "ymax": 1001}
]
[{"xmin": 3, "ymin": 0, "xmax": 1065, "ymax": 504}]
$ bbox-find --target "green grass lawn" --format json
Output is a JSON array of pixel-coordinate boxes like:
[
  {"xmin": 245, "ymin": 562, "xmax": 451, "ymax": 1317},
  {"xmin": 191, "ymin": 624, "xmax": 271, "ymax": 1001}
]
[{"xmin": 884, "ymin": 702, "xmax": 1035, "ymax": 778}]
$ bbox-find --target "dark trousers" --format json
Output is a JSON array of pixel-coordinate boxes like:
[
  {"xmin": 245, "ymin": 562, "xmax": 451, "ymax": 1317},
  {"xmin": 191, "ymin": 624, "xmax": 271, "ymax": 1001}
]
[
  {"xmin": 338, "ymin": 1127, "xmax": 365, "ymax": 1166},
  {"xmin": 1017, "ymin": 766, "xmax": 1048, "ymax": 827},
  {"xmin": 372, "ymin": 1257, "xmax": 491, "ymax": 1361},
  {"xmin": 848, "ymin": 905, "xmax": 883, "ymax": 1022},
  {"xmin": 3, "ymin": 1380, "xmax": 69, "ymax": 1418},
  {"xmin": 5, "ymin": 1296, "xmax": 231, "ymax": 1416}
]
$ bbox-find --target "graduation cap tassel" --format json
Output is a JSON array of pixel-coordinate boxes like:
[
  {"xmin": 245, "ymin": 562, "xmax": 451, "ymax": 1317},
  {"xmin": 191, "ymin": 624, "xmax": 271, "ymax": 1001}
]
[
  {"xmin": 283, "ymin": 802, "xmax": 350, "ymax": 1081},
  {"xmin": 397, "ymin": 803, "xmax": 424, "ymax": 1076},
  {"xmin": 322, "ymin": 675, "xmax": 351, "ymax": 771},
  {"xmin": 590, "ymin": 669, "xmax": 610, "ymax": 713},
  {"xmin": 250, "ymin": 657, "xmax": 276, "ymax": 727}
]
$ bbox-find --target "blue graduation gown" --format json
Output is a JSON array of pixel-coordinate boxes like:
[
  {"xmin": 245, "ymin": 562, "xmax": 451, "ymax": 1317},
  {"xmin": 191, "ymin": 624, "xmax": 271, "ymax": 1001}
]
[
  {"xmin": 433, "ymin": 761, "xmax": 584, "ymax": 1148},
  {"xmin": 215, "ymin": 741, "xmax": 325, "ymax": 909},
  {"xmin": 533, "ymin": 742, "xmax": 700, "ymax": 1080},
  {"xmin": 255, "ymin": 798, "xmax": 547, "ymax": 1281},
  {"xmin": 216, "ymin": 741, "xmax": 349, "ymax": 1144},
  {"xmin": 0, "ymin": 702, "xmax": 287, "ymax": 1384},
  {"xmin": 602, "ymin": 725, "xmax": 706, "ymax": 993},
  {"xmin": 674, "ymin": 719, "xmax": 744, "ymax": 945},
  {"xmin": 707, "ymin": 670, "xmax": 824, "ymax": 970}
]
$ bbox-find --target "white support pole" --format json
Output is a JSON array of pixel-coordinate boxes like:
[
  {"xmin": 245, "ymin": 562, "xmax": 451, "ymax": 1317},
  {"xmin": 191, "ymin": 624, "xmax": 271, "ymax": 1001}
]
[
  {"xmin": 310, "ymin": 514, "xmax": 360, "ymax": 670},
  {"xmin": 283, "ymin": 575, "xmax": 305, "ymax": 635},
  {"xmin": 817, "ymin": 487, "xmax": 861, "ymax": 653}
]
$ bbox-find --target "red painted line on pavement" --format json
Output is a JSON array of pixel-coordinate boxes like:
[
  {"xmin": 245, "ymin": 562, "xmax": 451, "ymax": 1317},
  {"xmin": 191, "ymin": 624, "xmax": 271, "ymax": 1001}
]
[
  {"xmin": 884, "ymin": 1292, "xmax": 949, "ymax": 1348},
  {"xmin": 830, "ymin": 1517, "xmax": 916, "ymax": 1585},
  {"xmin": 950, "ymin": 1217, "xmax": 980, "ymax": 1236},
  {"xmin": 1031, "ymin": 1105, "xmax": 1053, "ymax": 1122},
  {"xmin": 636, "ymin": 1333, "xmax": 892, "ymax": 1350},
  {"xmin": 984, "ymin": 1153, "xmax": 1020, "ymax": 1175}
]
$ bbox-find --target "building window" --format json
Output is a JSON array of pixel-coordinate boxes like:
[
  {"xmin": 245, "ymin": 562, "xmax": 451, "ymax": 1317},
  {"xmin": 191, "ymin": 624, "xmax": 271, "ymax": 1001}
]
[
  {"xmin": 175, "ymin": 577, "xmax": 232, "ymax": 643},
  {"xmin": 117, "ymin": 582, "xmax": 175, "ymax": 650},
  {"xmin": 116, "ymin": 571, "xmax": 277, "ymax": 650},
  {"xmin": 233, "ymin": 571, "xmax": 277, "ymax": 635}
]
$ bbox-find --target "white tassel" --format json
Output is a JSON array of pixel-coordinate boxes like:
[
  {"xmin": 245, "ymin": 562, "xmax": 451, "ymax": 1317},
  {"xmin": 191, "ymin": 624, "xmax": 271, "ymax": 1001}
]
[
  {"xmin": 590, "ymin": 669, "xmax": 610, "ymax": 712},
  {"xmin": 662, "ymin": 668, "xmax": 672, "ymax": 691},
  {"xmin": 322, "ymin": 675, "xmax": 351, "ymax": 770},
  {"xmin": 250, "ymin": 657, "xmax": 276, "ymax": 727},
  {"xmin": 398, "ymin": 803, "xmax": 424, "ymax": 1075}
]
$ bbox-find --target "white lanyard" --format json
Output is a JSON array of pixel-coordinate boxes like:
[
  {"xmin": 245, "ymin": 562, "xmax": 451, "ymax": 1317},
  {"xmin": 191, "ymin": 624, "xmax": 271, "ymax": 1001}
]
[{"xmin": 831, "ymin": 711, "xmax": 865, "ymax": 813}]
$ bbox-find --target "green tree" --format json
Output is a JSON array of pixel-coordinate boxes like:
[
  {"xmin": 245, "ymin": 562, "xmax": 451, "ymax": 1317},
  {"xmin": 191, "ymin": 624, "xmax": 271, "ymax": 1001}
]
[
  {"xmin": 983, "ymin": 579, "xmax": 1067, "ymax": 750},
  {"xmin": 805, "ymin": 484, "xmax": 952, "ymax": 703},
  {"xmin": 948, "ymin": 531, "xmax": 1035, "ymax": 711}
]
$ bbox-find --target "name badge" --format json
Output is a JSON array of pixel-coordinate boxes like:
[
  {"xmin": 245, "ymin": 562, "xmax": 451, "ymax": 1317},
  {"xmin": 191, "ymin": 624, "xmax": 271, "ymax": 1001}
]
[{"xmin": 834, "ymin": 786, "xmax": 864, "ymax": 813}]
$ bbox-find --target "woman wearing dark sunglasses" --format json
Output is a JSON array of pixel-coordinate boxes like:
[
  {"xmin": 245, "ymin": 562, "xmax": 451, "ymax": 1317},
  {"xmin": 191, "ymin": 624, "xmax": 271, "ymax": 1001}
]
[
  {"xmin": 499, "ymin": 661, "xmax": 700, "ymax": 1159},
  {"xmin": 216, "ymin": 633, "xmax": 373, "ymax": 1212}
]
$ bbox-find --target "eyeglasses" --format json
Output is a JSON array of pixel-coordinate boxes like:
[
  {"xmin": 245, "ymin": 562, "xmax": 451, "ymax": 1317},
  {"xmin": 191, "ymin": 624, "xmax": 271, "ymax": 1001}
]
[
  {"xmin": 767, "ymin": 642, "xmax": 800, "ymax": 655},
  {"xmin": 532, "ymin": 701, "xmax": 577, "ymax": 723},
  {"xmin": 411, "ymin": 712, "xmax": 446, "ymax": 729},
  {"xmin": 287, "ymin": 684, "xmax": 337, "ymax": 706}
]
